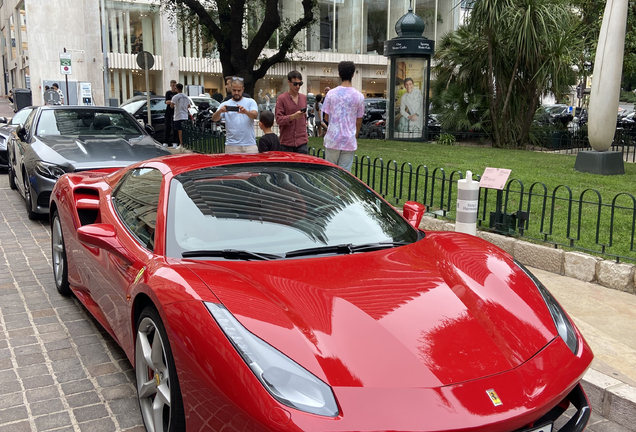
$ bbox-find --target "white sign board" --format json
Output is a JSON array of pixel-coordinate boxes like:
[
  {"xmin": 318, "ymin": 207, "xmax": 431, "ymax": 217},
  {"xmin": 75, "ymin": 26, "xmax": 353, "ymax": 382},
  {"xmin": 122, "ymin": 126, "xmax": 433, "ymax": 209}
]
[
  {"xmin": 479, "ymin": 167, "xmax": 511, "ymax": 190},
  {"xmin": 60, "ymin": 52, "xmax": 72, "ymax": 75}
]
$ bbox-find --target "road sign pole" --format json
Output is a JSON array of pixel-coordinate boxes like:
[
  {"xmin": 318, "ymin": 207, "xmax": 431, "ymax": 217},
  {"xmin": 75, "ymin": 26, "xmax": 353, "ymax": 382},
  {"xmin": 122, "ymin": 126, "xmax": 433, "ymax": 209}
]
[
  {"xmin": 145, "ymin": 52, "xmax": 151, "ymax": 126},
  {"xmin": 65, "ymin": 75, "xmax": 69, "ymax": 105}
]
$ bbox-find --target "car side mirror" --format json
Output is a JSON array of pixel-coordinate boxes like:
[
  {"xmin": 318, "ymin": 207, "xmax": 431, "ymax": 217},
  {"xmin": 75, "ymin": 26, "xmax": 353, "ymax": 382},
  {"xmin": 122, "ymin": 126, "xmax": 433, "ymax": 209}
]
[
  {"xmin": 77, "ymin": 224, "xmax": 135, "ymax": 264},
  {"xmin": 144, "ymin": 124, "xmax": 155, "ymax": 136},
  {"xmin": 16, "ymin": 124, "xmax": 27, "ymax": 141},
  {"xmin": 403, "ymin": 201, "xmax": 426, "ymax": 228}
]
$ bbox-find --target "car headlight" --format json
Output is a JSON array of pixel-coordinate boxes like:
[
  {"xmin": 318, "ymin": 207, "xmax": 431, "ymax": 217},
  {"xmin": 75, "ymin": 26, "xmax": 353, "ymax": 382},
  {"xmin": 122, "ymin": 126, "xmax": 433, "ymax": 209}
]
[
  {"xmin": 35, "ymin": 161, "xmax": 66, "ymax": 179},
  {"xmin": 205, "ymin": 302, "xmax": 339, "ymax": 417},
  {"xmin": 515, "ymin": 261, "xmax": 579, "ymax": 354}
]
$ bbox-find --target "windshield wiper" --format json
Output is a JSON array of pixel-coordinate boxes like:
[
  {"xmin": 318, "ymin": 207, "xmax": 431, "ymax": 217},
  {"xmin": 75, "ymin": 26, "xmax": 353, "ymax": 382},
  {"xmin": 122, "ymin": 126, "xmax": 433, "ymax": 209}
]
[
  {"xmin": 349, "ymin": 241, "xmax": 411, "ymax": 253},
  {"xmin": 284, "ymin": 241, "xmax": 410, "ymax": 259},
  {"xmin": 182, "ymin": 249, "xmax": 283, "ymax": 261}
]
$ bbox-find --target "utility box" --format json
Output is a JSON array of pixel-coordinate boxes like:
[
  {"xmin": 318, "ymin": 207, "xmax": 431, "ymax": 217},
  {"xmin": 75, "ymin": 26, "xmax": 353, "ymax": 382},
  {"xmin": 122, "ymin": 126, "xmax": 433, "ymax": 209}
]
[
  {"xmin": 108, "ymin": 98, "xmax": 119, "ymax": 107},
  {"xmin": 13, "ymin": 88, "xmax": 32, "ymax": 111}
]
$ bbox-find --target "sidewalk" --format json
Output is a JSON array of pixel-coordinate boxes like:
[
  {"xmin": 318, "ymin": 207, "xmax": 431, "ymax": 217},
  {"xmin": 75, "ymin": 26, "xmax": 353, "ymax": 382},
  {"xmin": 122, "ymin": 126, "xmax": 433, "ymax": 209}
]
[
  {"xmin": 532, "ymin": 266, "xmax": 636, "ymax": 431},
  {"xmin": 0, "ymin": 97, "xmax": 16, "ymax": 118}
]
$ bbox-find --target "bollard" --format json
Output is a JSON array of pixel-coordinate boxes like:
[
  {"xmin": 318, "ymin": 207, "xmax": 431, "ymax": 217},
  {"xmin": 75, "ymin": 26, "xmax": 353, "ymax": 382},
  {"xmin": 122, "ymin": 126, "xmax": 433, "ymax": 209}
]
[{"xmin": 456, "ymin": 170, "xmax": 479, "ymax": 235}]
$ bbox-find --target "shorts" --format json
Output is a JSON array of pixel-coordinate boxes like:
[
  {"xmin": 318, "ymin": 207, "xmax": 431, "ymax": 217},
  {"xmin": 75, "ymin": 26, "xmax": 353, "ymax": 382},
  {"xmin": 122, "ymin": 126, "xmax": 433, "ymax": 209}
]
[
  {"xmin": 225, "ymin": 144, "xmax": 259, "ymax": 154},
  {"xmin": 173, "ymin": 120, "xmax": 186, "ymax": 131}
]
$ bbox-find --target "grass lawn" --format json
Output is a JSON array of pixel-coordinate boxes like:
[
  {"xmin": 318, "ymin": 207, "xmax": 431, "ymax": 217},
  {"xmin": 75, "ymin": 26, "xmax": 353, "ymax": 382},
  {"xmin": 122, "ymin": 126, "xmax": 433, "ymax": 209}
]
[{"xmin": 308, "ymin": 137, "xmax": 636, "ymax": 262}]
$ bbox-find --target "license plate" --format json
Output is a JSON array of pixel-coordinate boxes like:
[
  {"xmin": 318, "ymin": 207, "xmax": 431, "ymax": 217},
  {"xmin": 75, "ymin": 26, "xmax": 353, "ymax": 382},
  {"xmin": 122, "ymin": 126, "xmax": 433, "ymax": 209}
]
[{"xmin": 526, "ymin": 424, "xmax": 552, "ymax": 432}]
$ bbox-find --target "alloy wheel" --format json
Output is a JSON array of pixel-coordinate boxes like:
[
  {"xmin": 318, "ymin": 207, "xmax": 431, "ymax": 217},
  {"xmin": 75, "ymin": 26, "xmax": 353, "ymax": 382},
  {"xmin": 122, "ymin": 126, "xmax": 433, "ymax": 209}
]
[{"xmin": 136, "ymin": 316, "xmax": 173, "ymax": 432}]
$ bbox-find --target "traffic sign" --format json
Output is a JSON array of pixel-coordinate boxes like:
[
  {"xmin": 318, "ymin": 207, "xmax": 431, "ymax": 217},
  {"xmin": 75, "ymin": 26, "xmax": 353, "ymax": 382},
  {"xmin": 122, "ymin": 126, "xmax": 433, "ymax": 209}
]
[
  {"xmin": 136, "ymin": 51, "xmax": 155, "ymax": 70},
  {"xmin": 60, "ymin": 52, "xmax": 72, "ymax": 75}
]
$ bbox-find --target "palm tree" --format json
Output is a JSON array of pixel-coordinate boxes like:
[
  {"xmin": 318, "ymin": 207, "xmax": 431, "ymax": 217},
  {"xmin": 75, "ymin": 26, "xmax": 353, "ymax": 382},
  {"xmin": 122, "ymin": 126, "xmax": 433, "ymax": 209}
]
[{"xmin": 433, "ymin": 0, "xmax": 582, "ymax": 148}]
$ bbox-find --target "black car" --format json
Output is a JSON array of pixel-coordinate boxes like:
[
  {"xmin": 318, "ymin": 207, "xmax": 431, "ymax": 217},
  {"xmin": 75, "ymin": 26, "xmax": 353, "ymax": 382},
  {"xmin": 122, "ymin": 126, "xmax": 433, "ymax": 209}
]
[
  {"xmin": 7, "ymin": 105, "xmax": 170, "ymax": 219},
  {"xmin": 121, "ymin": 95, "xmax": 200, "ymax": 143},
  {"xmin": 120, "ymin": 95, "xmax": 171, "ymax": 143},
  {"xmin": 0, "ymin": 107, "xmax": 33, "ymax": 168},
  {"xmin": 363, "ymin": 98, "xmax": 387, "ymax": 123}
]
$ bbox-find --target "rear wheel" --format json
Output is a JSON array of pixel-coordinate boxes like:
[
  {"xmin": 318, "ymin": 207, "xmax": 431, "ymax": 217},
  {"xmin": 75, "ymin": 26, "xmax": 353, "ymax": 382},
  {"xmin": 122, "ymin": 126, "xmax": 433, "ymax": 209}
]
[
  {"xmin": 51, "ymin": 211, "xmax": 71, "ymax": 296},
  {"xmin": 7, "ymin": 162, "xmax": 16, "ymax": 190},
  {"xmin": 136, "ymin": 306, "xmax": 185, "ymax": 432}
]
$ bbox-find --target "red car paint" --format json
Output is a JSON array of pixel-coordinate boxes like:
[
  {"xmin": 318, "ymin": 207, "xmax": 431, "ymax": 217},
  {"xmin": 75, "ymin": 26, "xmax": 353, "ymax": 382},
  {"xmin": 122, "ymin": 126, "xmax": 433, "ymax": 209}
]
[{"xmin": 51, "ymin": 153, "xmax": 593, "ymax": 432}]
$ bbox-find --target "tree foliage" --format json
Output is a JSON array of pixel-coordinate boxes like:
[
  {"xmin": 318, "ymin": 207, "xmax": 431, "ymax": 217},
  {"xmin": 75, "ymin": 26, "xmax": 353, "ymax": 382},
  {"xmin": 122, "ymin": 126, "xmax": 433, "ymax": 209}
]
[
  {"xmin": 159, "ymin": 0, "xmax": 316, "ymax": 95},
  {"xmin": 432, "ymin": 0, "xmax": 582, "ymax": 148}
]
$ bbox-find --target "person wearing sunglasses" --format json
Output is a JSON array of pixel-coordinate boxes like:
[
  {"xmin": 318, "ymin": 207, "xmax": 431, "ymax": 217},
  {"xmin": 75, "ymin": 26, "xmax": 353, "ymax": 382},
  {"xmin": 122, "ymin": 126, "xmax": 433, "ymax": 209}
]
[
  {"xmin": 275, "ymin": 70, "xmax": 309, "ymax": 154},
  {"xmin": 213, "ymin": 76, "xmax": 259, "ymax": 153}
]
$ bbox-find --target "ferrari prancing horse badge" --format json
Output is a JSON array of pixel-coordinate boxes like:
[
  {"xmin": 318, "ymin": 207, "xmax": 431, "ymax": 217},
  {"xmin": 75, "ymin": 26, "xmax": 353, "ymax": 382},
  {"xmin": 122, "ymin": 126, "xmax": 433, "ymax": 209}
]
[{"xmin": 486, "ymin": 389, "xmax": 502, "ymax": 406}]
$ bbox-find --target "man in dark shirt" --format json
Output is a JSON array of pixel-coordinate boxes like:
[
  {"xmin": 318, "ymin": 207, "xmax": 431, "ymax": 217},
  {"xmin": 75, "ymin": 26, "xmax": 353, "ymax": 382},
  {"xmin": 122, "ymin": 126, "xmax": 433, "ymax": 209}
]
[
  {"xmin": 164, "ymin": 80, "xmax": 177, "ymax": 147},
  {"xmin": 275, "ymin": 70, "xmax": 308, "ymax": 153}
]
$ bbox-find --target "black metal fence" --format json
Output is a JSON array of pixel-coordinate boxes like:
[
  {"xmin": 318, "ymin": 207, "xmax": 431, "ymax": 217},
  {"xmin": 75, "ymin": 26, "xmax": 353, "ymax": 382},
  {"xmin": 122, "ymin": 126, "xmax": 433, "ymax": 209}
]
[
  {"xmin": 182, "ymin": 124, "xmax": 636, "ymax": 263},
  {"xmin": 183, "ymin": 123, "xmax": 225, "ymax": 154}
]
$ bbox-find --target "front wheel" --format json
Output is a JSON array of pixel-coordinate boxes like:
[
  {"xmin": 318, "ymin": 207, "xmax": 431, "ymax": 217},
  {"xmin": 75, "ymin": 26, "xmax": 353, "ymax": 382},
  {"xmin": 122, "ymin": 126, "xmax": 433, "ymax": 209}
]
[
  {"xmin": 51, "ymin": 211, "xmax": 71, "ymax": 296},
  {"xmin": 23, "ymin": 170, "xmax": 37, "ymax": 220},
  {"xmin": 136, "ymin": 306, "xmax": 185, "ymax": 432}
]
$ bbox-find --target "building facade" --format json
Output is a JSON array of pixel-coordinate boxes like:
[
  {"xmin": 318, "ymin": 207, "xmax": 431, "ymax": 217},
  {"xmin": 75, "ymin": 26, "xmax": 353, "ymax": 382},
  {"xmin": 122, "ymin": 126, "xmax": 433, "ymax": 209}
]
[{"xmin": 0, "ymin": 0, "xmax": 462, "ymax": 107}]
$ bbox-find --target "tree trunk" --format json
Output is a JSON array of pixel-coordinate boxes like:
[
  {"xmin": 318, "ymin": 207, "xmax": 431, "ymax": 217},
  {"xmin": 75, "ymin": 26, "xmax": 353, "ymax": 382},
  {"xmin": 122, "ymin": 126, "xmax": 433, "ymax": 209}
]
[
  {"xmin": 487, "ymin": 34, "xmax": 501, "ymax": 148},
  {"xmin": 519, "ymin": 83, "xmax": 540, "ymax": 147}
]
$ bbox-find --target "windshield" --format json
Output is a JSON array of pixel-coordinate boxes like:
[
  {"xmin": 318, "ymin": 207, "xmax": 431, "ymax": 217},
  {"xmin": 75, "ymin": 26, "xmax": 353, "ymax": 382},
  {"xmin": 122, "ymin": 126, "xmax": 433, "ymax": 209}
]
[
  {"xmin": 167, "ymin": 163, "xmax": 419, "ymax": 258},
  {"xmin": 11, "ymin": 108, "xmax": 33, "ymax": 125},
  {"xmin": 120, "ymin": 99, "xmax": 148, "ymax": 114},
  {"xmin": 36, "ymin": 109, "xmax": 143, "ymax": 137}
]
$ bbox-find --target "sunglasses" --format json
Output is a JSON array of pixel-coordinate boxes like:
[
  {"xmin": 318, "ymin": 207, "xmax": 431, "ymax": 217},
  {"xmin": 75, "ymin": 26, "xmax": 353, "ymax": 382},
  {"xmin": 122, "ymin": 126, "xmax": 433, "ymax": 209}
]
[
  {"xmin": 231, "ymin": 77, "xmax": 244, "ymax": 82},
  {"xmin": 291, "ymin": 81, "xmax": 303, "ymax": 87}
]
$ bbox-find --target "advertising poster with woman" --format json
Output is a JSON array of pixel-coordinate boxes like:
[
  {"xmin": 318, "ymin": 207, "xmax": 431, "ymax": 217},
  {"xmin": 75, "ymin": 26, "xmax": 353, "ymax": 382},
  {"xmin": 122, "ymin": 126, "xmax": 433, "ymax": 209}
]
[{"xmin": 394, "ymin": 58, "xmax": 427, "ymax": 138}]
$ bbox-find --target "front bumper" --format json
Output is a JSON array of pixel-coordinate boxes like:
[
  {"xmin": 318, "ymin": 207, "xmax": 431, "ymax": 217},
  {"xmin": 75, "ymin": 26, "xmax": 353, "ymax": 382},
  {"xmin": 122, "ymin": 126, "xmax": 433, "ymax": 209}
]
[
  {"xmin": 516, "ymin": 384, "xmax": 590, "ymax": 432},
  {"xmin": 27, "ymin": 169, "xmax": 57, "ymax": 214}
]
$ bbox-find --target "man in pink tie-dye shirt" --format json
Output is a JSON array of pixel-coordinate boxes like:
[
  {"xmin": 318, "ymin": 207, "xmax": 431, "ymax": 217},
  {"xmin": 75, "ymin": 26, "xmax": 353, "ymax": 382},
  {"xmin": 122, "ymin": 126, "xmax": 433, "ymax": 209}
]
[{"xmin": 322, "ymin": 61, "xmax": 366, "ymax": 172}]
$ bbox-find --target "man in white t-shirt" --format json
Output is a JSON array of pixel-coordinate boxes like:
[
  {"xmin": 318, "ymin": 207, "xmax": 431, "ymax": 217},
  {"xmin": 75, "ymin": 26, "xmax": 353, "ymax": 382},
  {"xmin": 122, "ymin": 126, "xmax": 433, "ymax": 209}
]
[
  {"xmin": 212, "ymin": 77, "xmax": 259, "ymax": 153},
  {"xmin": 169, "ymin": 83, "xmax": 190, "ymax": 148}
]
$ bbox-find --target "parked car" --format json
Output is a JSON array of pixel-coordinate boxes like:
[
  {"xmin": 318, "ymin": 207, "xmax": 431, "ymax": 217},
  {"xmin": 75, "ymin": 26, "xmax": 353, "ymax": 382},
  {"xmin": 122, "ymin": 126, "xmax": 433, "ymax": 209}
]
[
  {"xmin": 7, "ymin": 105, "xmax": 170, "ymax": 219},
  {"xmin": 121, "ymin": 95, "xmax": 198, "ymax": 142},
  {"xmin": 51, "ymin": 152, "xmax": 593, "ymax": 432},
  {"xmin": 363, "ymin": 97, "xmax": 387, "ymax": 123},
  {"xmin": 0, "ymin": 106, "xmax": 33, "ymax": 168},
  {"xmin": 190, "ymin": 95, "xmax": 220, "ymax": 112}
]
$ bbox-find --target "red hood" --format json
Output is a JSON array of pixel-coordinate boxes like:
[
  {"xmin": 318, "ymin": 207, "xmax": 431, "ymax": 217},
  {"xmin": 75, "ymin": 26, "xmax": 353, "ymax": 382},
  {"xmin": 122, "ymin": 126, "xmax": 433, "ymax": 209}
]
[{"xmin": 184, "ymin": 232, "xmax": 557, "ymax": 388}]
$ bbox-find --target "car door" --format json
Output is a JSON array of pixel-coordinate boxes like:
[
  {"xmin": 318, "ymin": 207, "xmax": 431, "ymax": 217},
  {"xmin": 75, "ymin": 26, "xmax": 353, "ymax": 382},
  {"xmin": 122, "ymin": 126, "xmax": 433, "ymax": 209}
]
[
  {"xmin": 138, "ymin": 99, "xmax": 166, "ymax": 141},
  {"xmin": 87, "ymin": 167, "xmax": 163, "ymax": 353},
  {"xmin": 12, "ymin": 109, "xmax": 38, "ymax": 198}
]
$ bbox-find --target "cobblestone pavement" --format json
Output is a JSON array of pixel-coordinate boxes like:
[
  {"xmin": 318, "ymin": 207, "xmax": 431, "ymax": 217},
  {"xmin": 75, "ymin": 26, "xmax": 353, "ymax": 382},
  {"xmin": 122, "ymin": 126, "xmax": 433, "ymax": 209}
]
[
  {"xmin": 0, "ymin": 168, "xmax": 632, "ymax": 432},
  {"xmin": 0, "ymin": 175, "xmax": 144, "ymax": 431}
]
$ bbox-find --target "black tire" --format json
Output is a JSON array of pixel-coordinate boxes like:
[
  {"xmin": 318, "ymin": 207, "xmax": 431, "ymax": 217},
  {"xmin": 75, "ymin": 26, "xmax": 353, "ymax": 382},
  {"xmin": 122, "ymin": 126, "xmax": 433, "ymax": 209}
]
[
  {"xmin": 135, "ymin": 306, "xmax": 185, "ymax": 432},
  {"xmin": 8, "ymin": 163, "xmax": 16, "ymax": 190},
  {"xmin": 23, "ymin": 170, "xmax": 37, "ymax": 220},
  {"xmin": 51, "ymin": 211, "xmax": 71, "ymax": 296}
]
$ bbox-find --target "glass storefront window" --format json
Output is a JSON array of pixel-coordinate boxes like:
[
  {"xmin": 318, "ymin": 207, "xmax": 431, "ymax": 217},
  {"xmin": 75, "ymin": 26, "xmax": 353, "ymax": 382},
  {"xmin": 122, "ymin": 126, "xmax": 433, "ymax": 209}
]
[
  {"xmin": 365, "ymin": 0, "xmax": 388, "ymax": 55},
  {"xmin": 415, "ymin": 0, "xmax": 437, "ymax": 40},
  {"xmin": 9, "ymin": 15, "xmax": 15, "ymax": 60},
  {"xmin": 18, "ymin": 2, "xmax": 27, "ymax": 57},
  {"xmin": 104, "ymin": 1, "xmax": 161, "ymax": 55}
]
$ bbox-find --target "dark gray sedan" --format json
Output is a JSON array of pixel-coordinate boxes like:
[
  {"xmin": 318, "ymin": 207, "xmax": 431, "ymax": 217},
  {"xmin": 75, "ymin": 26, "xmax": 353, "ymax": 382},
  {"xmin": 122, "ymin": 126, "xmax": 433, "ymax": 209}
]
[{"xmin": 7, "ymin": 105, "xmax": 170, "ymax": 219}]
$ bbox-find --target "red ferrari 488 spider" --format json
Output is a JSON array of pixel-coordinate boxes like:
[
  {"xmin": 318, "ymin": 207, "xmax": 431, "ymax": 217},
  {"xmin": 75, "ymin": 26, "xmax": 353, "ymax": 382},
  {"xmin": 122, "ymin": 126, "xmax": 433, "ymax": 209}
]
[{"xmin": 50, "ymin": 153, "xmax": 593, "ymax": 432}]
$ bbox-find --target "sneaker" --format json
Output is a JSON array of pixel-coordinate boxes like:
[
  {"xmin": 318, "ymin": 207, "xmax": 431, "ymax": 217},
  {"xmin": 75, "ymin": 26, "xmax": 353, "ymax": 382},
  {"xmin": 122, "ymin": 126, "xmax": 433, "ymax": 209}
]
[
  {"xmin": 162, "ymin": 143, "xmax": 168, "ymax": 147},
  {"xmin": 172, "ymin": 143, "xmax": 178, "ymax": 148}
]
